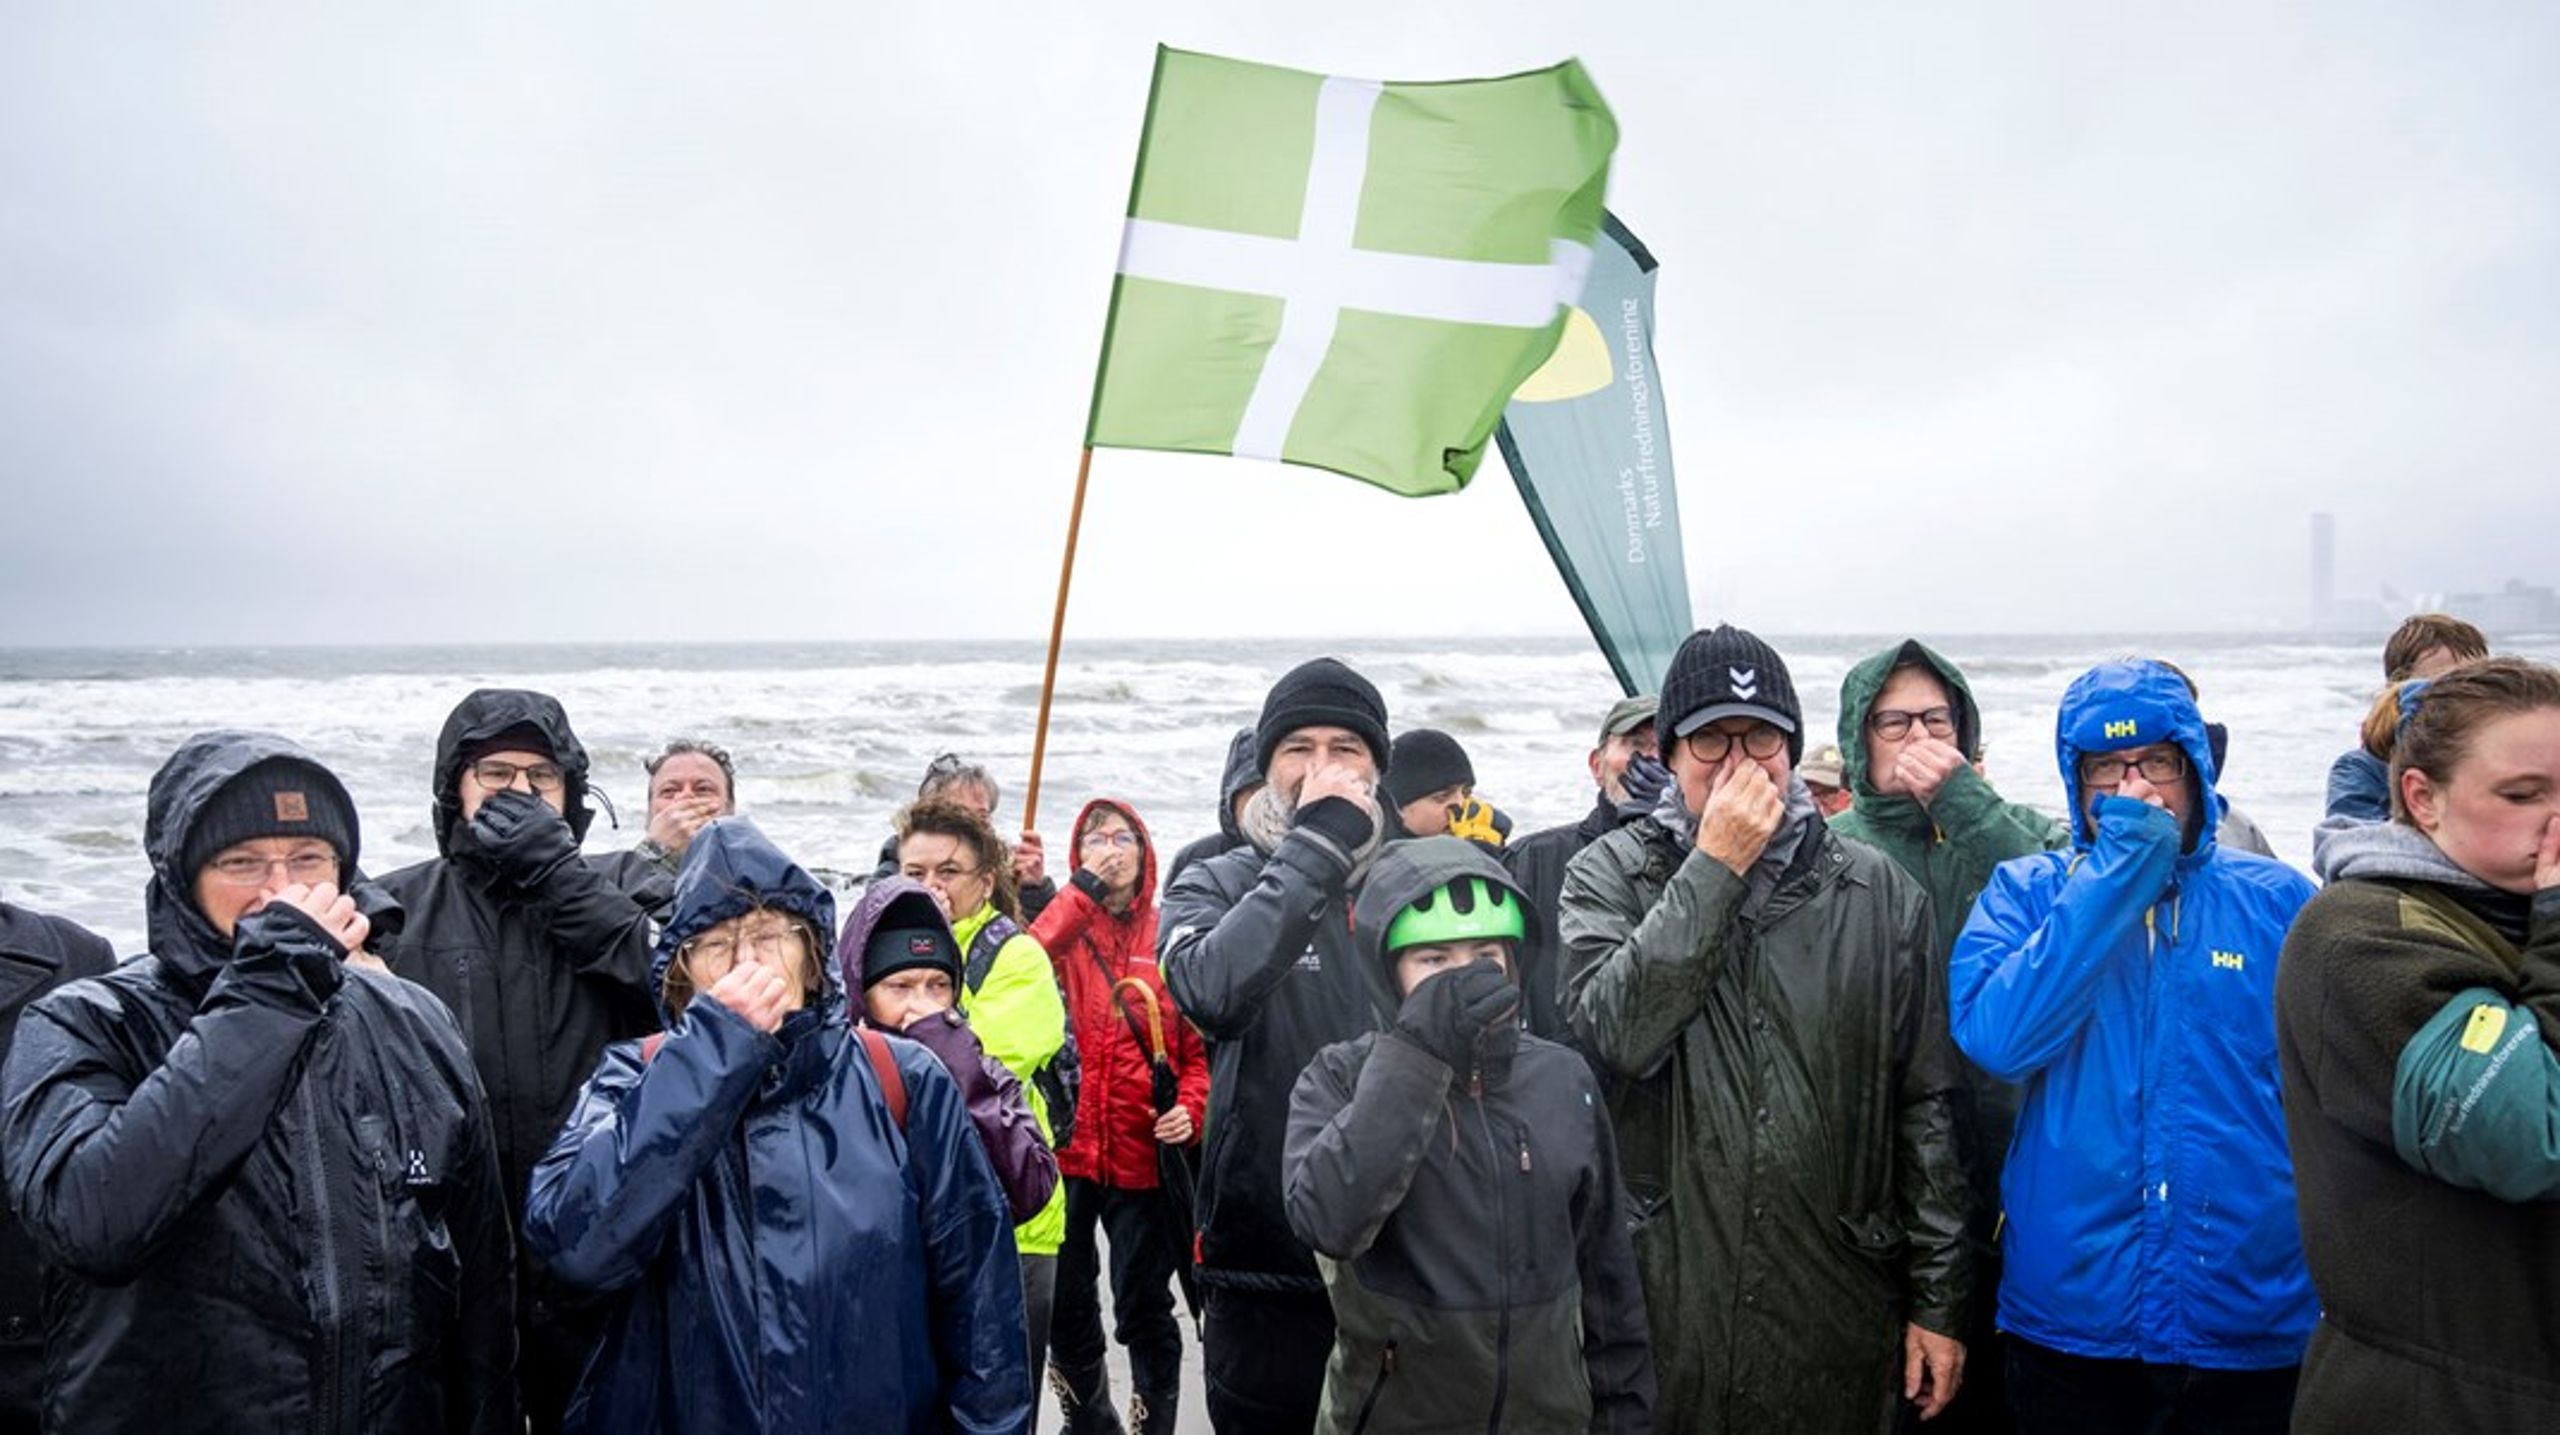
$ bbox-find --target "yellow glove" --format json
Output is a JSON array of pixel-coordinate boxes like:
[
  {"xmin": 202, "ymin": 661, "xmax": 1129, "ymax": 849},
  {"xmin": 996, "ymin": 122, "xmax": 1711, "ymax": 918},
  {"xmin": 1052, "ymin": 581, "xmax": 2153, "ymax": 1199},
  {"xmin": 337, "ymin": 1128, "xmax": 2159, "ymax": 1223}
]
[{"xmin": 1447, "ymin": 796, "xmax": 1508, "ymax": 848}]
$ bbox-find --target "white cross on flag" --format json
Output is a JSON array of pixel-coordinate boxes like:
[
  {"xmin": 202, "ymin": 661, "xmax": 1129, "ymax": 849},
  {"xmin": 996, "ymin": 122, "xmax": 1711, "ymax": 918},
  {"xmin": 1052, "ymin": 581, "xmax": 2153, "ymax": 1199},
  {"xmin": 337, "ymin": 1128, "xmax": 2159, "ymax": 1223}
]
[{"xmin": 1085, "ymin": 47, "xmax": 1618, "ymax": 497}]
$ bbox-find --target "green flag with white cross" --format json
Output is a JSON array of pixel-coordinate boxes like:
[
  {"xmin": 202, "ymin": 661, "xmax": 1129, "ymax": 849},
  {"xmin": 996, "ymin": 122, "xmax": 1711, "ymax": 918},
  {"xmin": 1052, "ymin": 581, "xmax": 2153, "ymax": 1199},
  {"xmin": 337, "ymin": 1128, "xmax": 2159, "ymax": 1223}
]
[{"xmin": 1085, "ymin": 47, "xmax": 1618, "ymax": 498}]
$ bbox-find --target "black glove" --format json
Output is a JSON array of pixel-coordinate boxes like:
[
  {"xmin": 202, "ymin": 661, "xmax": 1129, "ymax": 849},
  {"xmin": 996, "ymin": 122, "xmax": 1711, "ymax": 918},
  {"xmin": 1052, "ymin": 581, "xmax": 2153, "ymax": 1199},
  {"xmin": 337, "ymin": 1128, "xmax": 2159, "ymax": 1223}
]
[
  {"xmin": 1392, "ymin": 958, "xmax": 1519, "ymax": 1072},
  {"xmin": 219, "ymin": 901, "xmax": 349, "ymax": 1011},
  {"xmin": 1614, "ymin": 753, "xmax": 1672, "ymax": 820},
  {"xmin": 347, "ymin": 873, "xmax": 406, "ymax": 948},
  {"xmin": 1295, "ymin": 794, "xmax": 1378, "ymax": 854},
  {"xmin": 452, "ymin": 787, "xmax": 581, "ymax": 891}
]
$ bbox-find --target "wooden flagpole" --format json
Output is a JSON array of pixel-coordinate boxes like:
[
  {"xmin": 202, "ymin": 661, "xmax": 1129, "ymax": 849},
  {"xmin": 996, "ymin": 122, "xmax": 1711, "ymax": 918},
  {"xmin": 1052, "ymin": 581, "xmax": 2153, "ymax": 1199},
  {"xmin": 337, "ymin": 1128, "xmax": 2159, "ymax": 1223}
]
[{"xmin": 1021, "ymin": 445, "xmax": 1096, "ymax": 833}]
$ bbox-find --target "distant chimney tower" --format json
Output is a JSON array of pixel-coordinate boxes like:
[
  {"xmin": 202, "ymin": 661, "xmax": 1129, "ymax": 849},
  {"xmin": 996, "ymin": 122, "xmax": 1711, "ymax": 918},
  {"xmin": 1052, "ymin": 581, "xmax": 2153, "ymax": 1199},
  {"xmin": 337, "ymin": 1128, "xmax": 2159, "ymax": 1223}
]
[{"xmin": 2310, "ymin": 513, "xmax": 2336, "ymax": 628}]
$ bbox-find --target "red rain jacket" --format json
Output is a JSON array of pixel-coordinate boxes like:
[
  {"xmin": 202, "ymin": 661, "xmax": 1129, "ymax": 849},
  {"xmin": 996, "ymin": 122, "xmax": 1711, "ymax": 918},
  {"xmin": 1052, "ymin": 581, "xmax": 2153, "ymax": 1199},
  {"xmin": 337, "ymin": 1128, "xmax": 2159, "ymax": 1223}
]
[{"xmin": 1031, "ymin": 798, "xmax": 1208, "ymax": 1190}]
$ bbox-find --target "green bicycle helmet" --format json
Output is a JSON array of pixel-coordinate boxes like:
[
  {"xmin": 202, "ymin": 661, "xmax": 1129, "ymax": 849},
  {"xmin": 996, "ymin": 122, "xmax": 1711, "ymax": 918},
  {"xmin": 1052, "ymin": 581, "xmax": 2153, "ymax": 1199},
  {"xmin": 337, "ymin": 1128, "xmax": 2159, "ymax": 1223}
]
[{"xmin": 1385, "ymin": 875, "xmax": 1526, "ymax": 952}]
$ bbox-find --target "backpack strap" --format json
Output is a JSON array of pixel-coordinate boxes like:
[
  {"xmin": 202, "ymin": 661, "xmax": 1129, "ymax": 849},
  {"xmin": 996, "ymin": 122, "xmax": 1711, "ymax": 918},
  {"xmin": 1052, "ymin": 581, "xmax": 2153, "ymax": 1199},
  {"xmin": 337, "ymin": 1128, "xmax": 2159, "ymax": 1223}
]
[
  {"xmin": 856, "ymin": 1025, "xmax": 909, "ymax": 1130},
  {"xmin": 962, "ymin": 914, "xmax": 1020, "ymax": 997},
  {"xmin": 640, "ymin": 1028, "xmax": 907, "ymax": 1132}
]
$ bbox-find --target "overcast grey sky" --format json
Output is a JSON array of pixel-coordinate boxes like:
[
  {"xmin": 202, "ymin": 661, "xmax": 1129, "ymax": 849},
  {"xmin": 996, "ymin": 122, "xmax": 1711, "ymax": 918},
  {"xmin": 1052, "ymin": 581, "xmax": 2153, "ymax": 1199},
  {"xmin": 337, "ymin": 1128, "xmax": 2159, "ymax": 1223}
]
[{"xmin": 3, "ymin": 2, "xmax": 2552, "ymax": 646}]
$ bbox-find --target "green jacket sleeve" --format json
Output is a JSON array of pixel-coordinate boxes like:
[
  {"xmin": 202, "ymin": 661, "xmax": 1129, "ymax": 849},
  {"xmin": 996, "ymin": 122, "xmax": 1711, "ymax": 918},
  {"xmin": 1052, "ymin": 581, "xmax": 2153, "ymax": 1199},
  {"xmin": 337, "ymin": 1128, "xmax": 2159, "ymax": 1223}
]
[
  {"xmin": 1927, "ymin": 764, "xmax": 2067, "ymax": 866},
  {"xmin": 1559, "ymin": 834, "xmax": 1746, "ymax": 1081},
  {"xmin": 2391, "ymin": 986, "xmax": 2560, "ymax": 1201}
]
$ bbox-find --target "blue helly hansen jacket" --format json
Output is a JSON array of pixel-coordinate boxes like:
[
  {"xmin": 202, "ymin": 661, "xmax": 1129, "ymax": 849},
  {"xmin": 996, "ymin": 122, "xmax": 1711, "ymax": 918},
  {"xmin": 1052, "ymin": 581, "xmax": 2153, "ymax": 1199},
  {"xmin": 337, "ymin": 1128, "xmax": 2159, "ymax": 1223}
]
[{"xmin": 1948, "ymin": 661, "xmax": 2318, "ymax": 1369}]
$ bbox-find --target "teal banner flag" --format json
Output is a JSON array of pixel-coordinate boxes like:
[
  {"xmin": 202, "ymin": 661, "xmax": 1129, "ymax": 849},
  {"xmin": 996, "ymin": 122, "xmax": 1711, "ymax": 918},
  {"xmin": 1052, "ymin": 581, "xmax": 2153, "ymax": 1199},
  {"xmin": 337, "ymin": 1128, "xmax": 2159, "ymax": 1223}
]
[{"xmin": 1496, "ymin": 212, "xmax": 1693, "ymax": 695}]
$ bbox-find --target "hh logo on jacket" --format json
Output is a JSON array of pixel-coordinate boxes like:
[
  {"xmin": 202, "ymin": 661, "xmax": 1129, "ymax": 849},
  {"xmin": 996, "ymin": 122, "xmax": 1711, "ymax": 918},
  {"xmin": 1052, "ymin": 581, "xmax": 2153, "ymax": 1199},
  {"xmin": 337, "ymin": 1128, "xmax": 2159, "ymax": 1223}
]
[
  {"xmin": 2210, "ymin": 950, "xmax": 2245, "ymax": 972},
  {"xmin": 2103, "ymin": 719, "xmax": 2140, "ymax": 740}
]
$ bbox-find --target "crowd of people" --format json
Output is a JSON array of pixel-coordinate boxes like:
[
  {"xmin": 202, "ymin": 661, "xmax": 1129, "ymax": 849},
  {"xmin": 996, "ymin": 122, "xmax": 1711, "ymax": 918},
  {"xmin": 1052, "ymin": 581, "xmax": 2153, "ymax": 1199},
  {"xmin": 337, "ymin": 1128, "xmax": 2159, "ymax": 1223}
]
[{"xmin": 0, "ymin": 612, "xmax": 2553, "ymax": 1434}]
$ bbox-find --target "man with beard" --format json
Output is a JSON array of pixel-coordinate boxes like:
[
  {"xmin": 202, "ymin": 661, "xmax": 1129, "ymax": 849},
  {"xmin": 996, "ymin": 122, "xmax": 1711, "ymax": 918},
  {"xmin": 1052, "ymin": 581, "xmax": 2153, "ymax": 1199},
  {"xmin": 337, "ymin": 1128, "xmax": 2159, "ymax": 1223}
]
[
  {"xmin": 601, "ymin": 737, "xmax": 737, "ymax": 924},
  {"xmin": 1160, "ymin": 658, "xmax": 1391, "ymax": 1433},
  {"xmin": 378, "ymin": 690, "xmax": 657, "ymax": 1431}
]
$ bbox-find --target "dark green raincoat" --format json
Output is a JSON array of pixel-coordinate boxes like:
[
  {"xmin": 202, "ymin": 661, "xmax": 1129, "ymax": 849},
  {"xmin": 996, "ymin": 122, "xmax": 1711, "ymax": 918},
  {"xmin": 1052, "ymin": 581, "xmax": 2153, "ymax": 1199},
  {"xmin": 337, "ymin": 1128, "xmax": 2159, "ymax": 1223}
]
[
  {"xmin": 1829, "ymin": 639, "xmax": 2065, "ymax": 1204},
  {"xmin": 1560, "ymin": 808, "xmax": 1973, "ymax": 1434}
]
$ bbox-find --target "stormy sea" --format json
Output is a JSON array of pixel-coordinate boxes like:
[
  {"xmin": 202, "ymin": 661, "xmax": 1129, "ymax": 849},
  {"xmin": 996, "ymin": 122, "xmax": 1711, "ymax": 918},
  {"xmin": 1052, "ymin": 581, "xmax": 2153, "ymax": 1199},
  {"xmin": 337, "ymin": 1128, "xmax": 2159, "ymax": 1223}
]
[{"xmin": 7, "ymin": 630, "xmax": 2557, "ymax": 954}]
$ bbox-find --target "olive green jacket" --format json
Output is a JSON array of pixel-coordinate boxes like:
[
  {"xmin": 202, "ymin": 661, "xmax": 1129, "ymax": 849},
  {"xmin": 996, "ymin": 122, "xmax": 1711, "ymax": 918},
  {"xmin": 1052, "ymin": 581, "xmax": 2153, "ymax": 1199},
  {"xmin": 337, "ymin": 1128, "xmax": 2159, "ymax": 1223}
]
[
  {"xmin": 1560, "ymin": 816, "xmax": 1973, "ymax": 1434},
  {"xmin": 1829, "ymin": 638, "xmax": 2064, "ymax": 1206}
]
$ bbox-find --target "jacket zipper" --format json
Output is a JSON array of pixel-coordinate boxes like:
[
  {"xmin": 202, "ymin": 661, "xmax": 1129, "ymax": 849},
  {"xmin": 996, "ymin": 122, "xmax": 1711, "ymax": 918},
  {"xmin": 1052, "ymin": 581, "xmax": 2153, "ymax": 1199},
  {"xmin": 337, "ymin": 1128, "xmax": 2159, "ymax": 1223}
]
[
  {"xmin": 297, "ymin": 1081, "xmax": 352, "ymax": 1434},
  {"xmin": 1470, "ymin": 1066, "xmax": 1513, "ymax": 1433},
  {"xmin": 1349, "ymin": 1341, "xmax": 1397, "ymax": 1434}
]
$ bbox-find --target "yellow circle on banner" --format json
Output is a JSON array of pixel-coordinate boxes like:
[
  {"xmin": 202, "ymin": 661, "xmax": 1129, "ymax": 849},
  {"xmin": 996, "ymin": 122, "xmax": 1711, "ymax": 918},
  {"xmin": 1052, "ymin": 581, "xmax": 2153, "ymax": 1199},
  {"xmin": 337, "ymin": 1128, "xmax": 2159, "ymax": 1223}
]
[{"xmin": 1512, "ymin": 305, "xmax": 1613, "ymax": 403}]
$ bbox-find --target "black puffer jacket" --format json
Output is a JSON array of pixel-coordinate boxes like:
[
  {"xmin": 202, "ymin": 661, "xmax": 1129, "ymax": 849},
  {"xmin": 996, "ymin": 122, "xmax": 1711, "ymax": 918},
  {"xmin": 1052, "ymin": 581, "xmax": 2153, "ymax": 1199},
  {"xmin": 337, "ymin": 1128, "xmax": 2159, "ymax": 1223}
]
[
  {"xmin": 1285, "ymin": 839, "xmax": 1654, "ymax": 1433},
  {"xmin": 1561, "ymin": 812, "xmax": 1973, "ymax": 1434},
  {"xmin": 0, "ymin": 732, "xmax": 516, "ymax": 1434},
  {"xmin": 0, "ymin": 901, "xmax": 114, "ymax": 1434},
  {"xmin": 1160, "ymin": 807, "xmax": 1381, "ymax": 1293}
]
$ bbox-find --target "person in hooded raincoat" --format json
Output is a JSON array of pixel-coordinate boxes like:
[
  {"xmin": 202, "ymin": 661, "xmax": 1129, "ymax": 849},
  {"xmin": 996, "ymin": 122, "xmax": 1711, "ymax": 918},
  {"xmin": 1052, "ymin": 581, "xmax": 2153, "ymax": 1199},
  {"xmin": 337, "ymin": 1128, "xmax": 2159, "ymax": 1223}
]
[
  {"xmin": 376, "ymin": 688, "xmax": 658, "ymax": 1430},
  {"xmin": 1950, "ymin": 661, "xmax": 2317, "ymax": 1434},
  {"xmin": 524, "ymin": 817, "xmax": 1032, "ymax": 1434},
  {"xmin": 0, "ymin": 732, "xmax": 517, "ymax": 1434},
  {"xmin": 1831, "ymin": 638, "xmax": 2065, "ymax": 1434},
  {"xmin": 1285, "ymin": 837, "xmax": 1654, "ymax": 1434},
  {"xmin": 1032, "ymin": 797, "xmax": 1208, "ymax": 1433},
  {"xmin": 1166, "ymin": 728, "xmax": 1262, "ymax": 888},
  {"xmin": 2278, "ymin": 658, "xmax": 2560, "ymax": 1431},
  {"xmin": 844, "ymin": 876, "xmax": 1060, "ymax": 1226}
]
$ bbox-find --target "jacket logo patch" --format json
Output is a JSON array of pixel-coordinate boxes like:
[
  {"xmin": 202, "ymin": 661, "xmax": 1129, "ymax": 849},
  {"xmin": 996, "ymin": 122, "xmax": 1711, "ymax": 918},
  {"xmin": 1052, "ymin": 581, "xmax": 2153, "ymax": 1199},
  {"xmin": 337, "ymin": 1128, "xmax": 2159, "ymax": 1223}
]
[
  {"xmin": 1294, "ymin": 943, "xmax": 1323, "ymax": 972},
  {"xmin": 2102, "ymin": 719, "xmax": 2140, "ymax": 740},
  {"xmin": 404, "ymin": 1148, "xmax": 432, "ymax": 1185},
  {"xmin": 274, "ymin": 791, "xmax": 310, "ymax": 821},
  {"xmin": 2210, "ymin": 949, "xmax": 2245, "ymax": 972},
  {"xmin": 1728, "ymin": 666, "xmax": 1758, "ymax": 699}
]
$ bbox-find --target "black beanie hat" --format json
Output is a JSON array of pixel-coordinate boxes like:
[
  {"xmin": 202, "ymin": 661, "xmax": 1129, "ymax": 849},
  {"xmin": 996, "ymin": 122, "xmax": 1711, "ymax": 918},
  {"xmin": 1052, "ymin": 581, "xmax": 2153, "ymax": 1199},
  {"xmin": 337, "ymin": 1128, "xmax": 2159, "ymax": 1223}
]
[
  {"xmin": 456, "ymin": 721, "xmax": 556, "ymax": 775},
  {"xmin": 1659, "ymin": 624, "xmax": 1805, "ymax": 763},
  {"xmin": 1256, "ymin": 657, "xmax": 1390, "ymax": 775},
  {"xmin": 181, "ymin": 756, "xmax": 358, "ymax": 880},
  {"xmin": 863, "ymin": 924, "xmax": 962, "ymax": 989},
  {"xmin": 1384, "ymin": 729, "xmax": 1475, "ymax": 808}
]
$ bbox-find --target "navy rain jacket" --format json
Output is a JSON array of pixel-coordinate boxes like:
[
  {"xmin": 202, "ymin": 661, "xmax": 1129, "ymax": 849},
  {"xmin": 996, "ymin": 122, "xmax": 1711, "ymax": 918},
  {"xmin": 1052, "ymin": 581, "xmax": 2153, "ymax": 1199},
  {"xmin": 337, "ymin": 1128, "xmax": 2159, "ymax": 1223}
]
[
  {"xmin": 1948, "ymin": 662, "xmax": 2318, "ymax": 1368},
  {"xmin": 524, "ymin": 819, "xmax": 1033, "ymax": 1434}
]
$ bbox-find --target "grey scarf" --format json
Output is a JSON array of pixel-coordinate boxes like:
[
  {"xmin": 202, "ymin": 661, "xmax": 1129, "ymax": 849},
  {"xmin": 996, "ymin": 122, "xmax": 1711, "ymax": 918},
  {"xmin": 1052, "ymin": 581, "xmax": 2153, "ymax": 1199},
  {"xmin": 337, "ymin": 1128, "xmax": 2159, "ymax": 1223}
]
[
  {"xmin": 1241, "ymin": 783, "xmax": 1386, "ymax": 884},
  {"xmin": 1652, "ymin": 772, "xmax": 1823, "ymax": 919}
]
